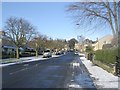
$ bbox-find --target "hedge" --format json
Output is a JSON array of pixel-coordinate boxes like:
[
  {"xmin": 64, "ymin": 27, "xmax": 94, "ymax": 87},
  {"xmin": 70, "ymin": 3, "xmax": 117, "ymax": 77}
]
[{"xmin": 95, "ymin": 47, "xmax": 120, "ymax": 65}]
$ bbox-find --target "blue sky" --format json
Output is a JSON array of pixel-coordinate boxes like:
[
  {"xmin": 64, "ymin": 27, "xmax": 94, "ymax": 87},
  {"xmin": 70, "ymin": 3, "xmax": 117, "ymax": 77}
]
[{"xmin": 1, "ymin": 2, "xmax": 112, "ymax": 41}]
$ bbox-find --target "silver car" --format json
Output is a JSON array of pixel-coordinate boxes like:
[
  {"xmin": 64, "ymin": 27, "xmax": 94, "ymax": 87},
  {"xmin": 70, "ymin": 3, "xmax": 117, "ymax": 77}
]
[{"xmin": 43, "ymin": 49, "xmax": 52, "ymax": 58}]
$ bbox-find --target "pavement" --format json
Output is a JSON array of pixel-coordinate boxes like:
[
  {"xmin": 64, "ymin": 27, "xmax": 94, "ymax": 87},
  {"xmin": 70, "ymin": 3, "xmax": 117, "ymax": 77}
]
[
  {"xmin": 2, "ymin": 52, "xmax": 96, "ymax": 89},
  {"xmin": 81, "ymin": 58, "xmax": 119, "ymax": 89}
]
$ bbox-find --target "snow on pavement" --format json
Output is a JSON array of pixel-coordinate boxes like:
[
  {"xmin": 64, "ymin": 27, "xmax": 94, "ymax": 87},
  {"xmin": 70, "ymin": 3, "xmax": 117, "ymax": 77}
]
[{"xmin": 81, "ymin": 59, "xmax": 119, "ymax": 89}]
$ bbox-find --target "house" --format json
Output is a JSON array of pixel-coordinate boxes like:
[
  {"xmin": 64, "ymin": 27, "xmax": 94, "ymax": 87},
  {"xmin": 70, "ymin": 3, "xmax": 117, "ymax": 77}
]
[
  {"xmin": 64, "ymin": 44, "xmax": 70, "ymax": 51},
  {"xmin": 83, "ymin": 39, "xmax": 97, "ymax": 51},
  {"xmin": 77, "ymin": 35, "xmax": 113, "ymax": 52},
  {"xmin": 0, "ymin": 31, "xmax": 16, "ymax": 54},
  {"xmin": 74, "ymin": 39, "xmax": 94, "ymax": 52},
  {"xmin": 74, "ymin": 43, "xmax": 81, "ymax": 51},
  {"xmin": 93, "ymin": 35, "xmax": 113, "ymax": 51}
]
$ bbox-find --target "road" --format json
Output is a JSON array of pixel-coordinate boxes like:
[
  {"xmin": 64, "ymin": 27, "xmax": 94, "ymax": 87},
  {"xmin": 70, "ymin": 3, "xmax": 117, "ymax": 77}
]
[{"xmin": 2, "ymin": 52, "xmax": 96, "ymax": 89}]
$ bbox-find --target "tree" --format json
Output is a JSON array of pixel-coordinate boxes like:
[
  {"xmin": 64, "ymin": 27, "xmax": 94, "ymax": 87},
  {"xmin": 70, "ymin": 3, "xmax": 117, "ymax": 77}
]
[
  {"xmin": 67, "ymin": 1, "xmax": 119, "ymax": 36},
  {"xmin": 85, "ymin": 46, "xmax": 94, "ymax": 53},
  {"xmin": 4, "ymin": 17, "xmax": 36, "ymax": 59},
  {"xmin": 45, "ymin": 38, "xmax": 67, "ymax": 51},
  {"xmin": 29, "ymin": 33, "xmax": 45, "ymax": 57},
  {"xmin": 111, "ymin": 31, "xmax": 120, "ymax": 47},
  {"xmin": 68, "ymin": 38, "xmax": 78, "ymax": 49},
  {"xmin": 55, "ymin": 39, "xmax": 67, "ymax": 50},
  {"xmin": 77, "ymin": 35, "xmax": 85, "ymax": 45},
  {"xmin": 118, "ymin": 2, "xmax": 120, "ymax": 48}
]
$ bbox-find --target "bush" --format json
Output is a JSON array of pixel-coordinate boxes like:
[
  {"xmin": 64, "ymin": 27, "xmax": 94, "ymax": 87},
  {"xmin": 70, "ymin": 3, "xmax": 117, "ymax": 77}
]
[
  {"xmin": 95, "ymin": 47, "xmax": 119, "ymax": 65},
  {"xmin": 85, "ymin": 46, "xmax": 94, "ymax": 53}
]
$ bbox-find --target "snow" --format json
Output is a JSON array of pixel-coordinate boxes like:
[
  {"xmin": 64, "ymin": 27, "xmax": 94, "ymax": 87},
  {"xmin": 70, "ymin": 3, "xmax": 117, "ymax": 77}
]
[
  {"xmin": 81, "ymin": 59, "xmax": 119, "ymax": 89},
  {"xmin": 75, "ymin": 73, "xmax": 95, "ymax": 88},
  {"xmin": 0, "ymin": 55, "xmax": 63, "ymax": 67},
  {"xmin": 71, "ymin": 62, "xmax": 80, "ymax": 68},
  {"xmin": 68, "ymin": 82, "xmax": 81, "ymax": 88},
  {"xmin": 68, "ymin": 60, "xmax": 95, "ymax": 88}
]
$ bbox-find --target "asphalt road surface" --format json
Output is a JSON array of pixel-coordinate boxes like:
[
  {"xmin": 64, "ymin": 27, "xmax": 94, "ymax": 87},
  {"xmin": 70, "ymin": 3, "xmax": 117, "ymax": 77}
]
[{"xmin": 2, "ymin": 52, "xmax": 96, "ymax": 89}]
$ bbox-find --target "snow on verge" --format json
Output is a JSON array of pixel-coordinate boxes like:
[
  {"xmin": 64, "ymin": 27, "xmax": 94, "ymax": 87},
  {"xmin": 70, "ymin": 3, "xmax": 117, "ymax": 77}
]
[
  {"xmin": 81, "ymin": 59, "xmax": 119, "ymax": 89},
  {"xmin": 0, "ymin": 55, "xmax": 62, "ymax": 67}
]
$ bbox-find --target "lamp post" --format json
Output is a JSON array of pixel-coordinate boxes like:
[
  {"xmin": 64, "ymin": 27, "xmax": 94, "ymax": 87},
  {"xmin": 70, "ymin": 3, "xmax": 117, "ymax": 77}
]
[{"xmin": 76, "ymin": 24, "xmax": 85, "ymax": 52}]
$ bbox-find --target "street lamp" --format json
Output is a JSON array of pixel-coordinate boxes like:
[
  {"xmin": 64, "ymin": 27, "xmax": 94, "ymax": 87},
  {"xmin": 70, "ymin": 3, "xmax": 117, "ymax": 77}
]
[{"xmin": 76, "ymin": 23, "xmax": 86, "ymax": 52}]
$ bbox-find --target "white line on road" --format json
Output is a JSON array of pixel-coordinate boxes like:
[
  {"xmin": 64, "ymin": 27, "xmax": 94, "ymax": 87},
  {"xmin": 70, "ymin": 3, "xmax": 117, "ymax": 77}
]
[
  {"xmin": 23, "ymin": 64, "xmax": 29, "ymax": 67},
  {"xmin": 9, "ymin": 68, "xmax": 28, "ymax": 75}
]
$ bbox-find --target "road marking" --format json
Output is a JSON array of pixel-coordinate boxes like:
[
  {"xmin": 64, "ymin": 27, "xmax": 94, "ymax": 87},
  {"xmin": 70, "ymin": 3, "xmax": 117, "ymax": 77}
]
[
  {"xmin": 36, "ymin": 64, "xmax": 38, "ymax": 66},
  {"xmin": 71, "ymin": 80, "xmax": 74, "ymax": 81},
  {"xmin": 9, "ymin": 68, "xmax": 27, "ymax": 75},
  {"xmin": 9, "ymin": 63, "xmax": 41, "ymax": 75},
  {"xmin": 23, "ymin": 64, "xmax": 29, "ymax": 67},
  {"xmin": 72, "ymin": 72, "xmax": 74, "ymax": 76}
]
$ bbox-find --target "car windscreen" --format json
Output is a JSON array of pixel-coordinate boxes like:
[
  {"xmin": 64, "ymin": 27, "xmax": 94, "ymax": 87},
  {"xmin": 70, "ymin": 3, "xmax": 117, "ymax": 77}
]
[
  {"xmin": 44, "ymin": 50, "xmax": 50, "ymax": 52},
  {"xmin": 79, "ymin": 55, "xmax": 85, "ymax": 57}
]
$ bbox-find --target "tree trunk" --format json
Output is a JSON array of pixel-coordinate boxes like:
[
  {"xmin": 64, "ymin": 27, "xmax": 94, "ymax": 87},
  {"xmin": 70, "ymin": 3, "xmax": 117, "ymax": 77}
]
[
  {"xmin": 35, "ymin": 49, "xmax": 38, "ymax": 57},
  {"xmin": 16, "ymin": 46, "xmax": 19, "ymax": 59}
]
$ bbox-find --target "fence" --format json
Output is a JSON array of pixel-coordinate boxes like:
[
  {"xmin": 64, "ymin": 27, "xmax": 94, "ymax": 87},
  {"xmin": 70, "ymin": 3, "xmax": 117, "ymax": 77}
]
[{"xmin": 115, "ymin": 56, "xmax": 120, "ymax": 76}]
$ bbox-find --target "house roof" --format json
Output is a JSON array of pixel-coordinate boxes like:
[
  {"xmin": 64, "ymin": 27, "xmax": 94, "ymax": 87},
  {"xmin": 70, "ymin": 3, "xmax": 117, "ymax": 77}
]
[{"xmin": 98, "ymin": 35, "xmax": 113, "ymax": 42}]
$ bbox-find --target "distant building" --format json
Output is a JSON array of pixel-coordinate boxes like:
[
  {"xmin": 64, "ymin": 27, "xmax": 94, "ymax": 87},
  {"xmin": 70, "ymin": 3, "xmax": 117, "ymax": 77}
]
[
  {"xmin": 74, "ymin": 43, "xmax": 82, "ymax": 51},
  {"xmin": 93, "ymin": 35, "xmax": 113, "ymax": 51},
  {"xmin": 64, "ymin": 44, "xmax": 70, "ymax": 51},
  {"xmin": 75, "ymin": 38, "xmax": 96, "ymax": 52},
  {"xmin": 84, "ymin": 39, "xmax": 97, "ymax": 51},
  {"xmin": 77, "ymin": 35, "xmax": 113, "ymax": 52}
]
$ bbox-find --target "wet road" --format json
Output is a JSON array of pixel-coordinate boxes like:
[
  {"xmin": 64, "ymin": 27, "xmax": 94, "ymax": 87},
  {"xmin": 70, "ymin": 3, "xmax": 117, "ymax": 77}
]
[{"xmin": 2, "ymin": 52, "xmax": 96, "ymax": 89}]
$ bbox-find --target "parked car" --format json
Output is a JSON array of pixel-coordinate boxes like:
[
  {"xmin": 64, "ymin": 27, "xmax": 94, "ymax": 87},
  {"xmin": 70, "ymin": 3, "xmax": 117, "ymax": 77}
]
[
  {"xmin": 61, "ymin": 50, "xmax": 65, "ymax": 54},
  {"xmin": 74, "ymin": 51, "xmax": 79, "ymax": 55},
  {"xmin": 79, "ymin": 53, "xmax": 86, "ymax": 60},
  {"xmin": 55, "ymin": 51, "xmax": 62, "ymax": 55},
  {"xmin": 43, "ymin": 49, "xmax": 52, "ymax": 58}
]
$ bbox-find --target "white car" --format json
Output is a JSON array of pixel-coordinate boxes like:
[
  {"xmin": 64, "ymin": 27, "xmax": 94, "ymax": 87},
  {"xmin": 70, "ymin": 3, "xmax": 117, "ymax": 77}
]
[
  {"xmin": 79, "ymin": 53, "xmax": 86, "ymax": 60},
  {"xmin": 74, "ymin": 51, "xmax": 79, "ymax": 55},
  {"xmin": 43, "ymin": 50, "xmax": 52, "ymax": 58}
]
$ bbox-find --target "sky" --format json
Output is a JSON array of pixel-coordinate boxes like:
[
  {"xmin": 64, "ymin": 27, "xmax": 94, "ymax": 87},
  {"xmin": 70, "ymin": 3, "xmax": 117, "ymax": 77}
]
[{"xmin": 1, "ymin": 2, "xmax": 112, "ymax": 41}]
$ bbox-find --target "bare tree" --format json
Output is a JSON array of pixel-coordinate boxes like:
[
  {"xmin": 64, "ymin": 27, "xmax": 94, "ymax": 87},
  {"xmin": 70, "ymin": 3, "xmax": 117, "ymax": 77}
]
[
  {"xmin": 111, "ymin": 31, "xmax": 120, "ymax": 47},
  {"xmin": 67, "ymin": 1, "xmax": 119, "ymax": 36},
  {"xmin": 4, "ymin": 17, "xmax": 36, "ymax": 59},
  {"xmin": 29, "ymin": 33, "xmax": 45, "ymax": 57},
  {"xmin": 55, "ymin": 39, "xmax": 67, "ymax": 50}
]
